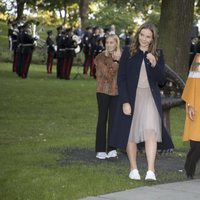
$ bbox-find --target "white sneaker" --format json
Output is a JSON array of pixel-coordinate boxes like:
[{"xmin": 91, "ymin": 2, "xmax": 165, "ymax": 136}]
[
  {"xmin": 107, "ymin": 150, "xmax": 117, "ymax": 158},
  {"xmin": 145, "ymin": 170, "xmax": 156, "ymax": 181},
  {"xmin": 129, "ymin": 169, "xmax": 141, "ymax": 180},
  {"xmin": 96, "ymin": 152, "xmax": 107, "ymax": 159}
]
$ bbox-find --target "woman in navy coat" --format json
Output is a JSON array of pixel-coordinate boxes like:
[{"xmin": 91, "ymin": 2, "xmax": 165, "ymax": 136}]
[{"xmin": 109, "ymin": 22, "xmax": 174, "ymax": 181}]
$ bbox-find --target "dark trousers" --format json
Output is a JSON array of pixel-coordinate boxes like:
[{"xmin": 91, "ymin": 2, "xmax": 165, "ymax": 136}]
[
  {"xmin": 184, "ymin": 140, "xmax": 200, "ymax": 178},
  {"xmin": 83, "ymin": 52, "xmax": 91, "ymax": 74},
  {"xmin": 21, "ymin": 52, "xmax": 32, "ymax": 79},
  {"xmin": 66, "ymin": 56, "xmax": 73, "ymax": 80},
  {"xmin": 83, "ymin": 53, "xmax": 95, "ymax": 76},
  {"xmin": 47, "ymin": 51, "xmax": 54, "ymax": 73},
  {"xmin": 95, "ymin": 93, "xmax": 118, "ymax": 152}
]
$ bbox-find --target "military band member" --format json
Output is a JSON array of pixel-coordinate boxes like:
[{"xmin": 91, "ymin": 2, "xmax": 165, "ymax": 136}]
[
  {"xmin": 65, "ymin": 28, "xmax": 77, "ymax": 80},
  {"xmin": 56, "ymin": 26, "xmax": 63, "ymax": 78},
  {"xmin": 82, "ymin": 26, "xmax": 93, "ymax": 75},
  {"xmin": 16, "ymin": 24, "xmax": 25, "ymax": 77},
  {"xmin": 57, "ymin": 29, "xmax": 67, "ymax": 79},
  {"xmin": 11, "ymin": 21, "xmax": 19, "ymax": 72},
  {"xmin": 7, "ymin": 20, "xmax": 13, "ymax": 51},
  {"xmin": 57, "ymin": 28, "xmax": 77, "ymax": 79},
  {"xmin": 89, "ymin": 27, "xmax": 100, "ymax": 77},
  {"xmin": 20, "ymin": 22, "xmax": 36, "ymax": 79},
  {"xmin": 46, "ymin": 30, "xmax": 55, "ymax": 74}
]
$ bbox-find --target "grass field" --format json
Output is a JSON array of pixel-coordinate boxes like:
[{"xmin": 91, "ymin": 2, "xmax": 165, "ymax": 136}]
[{"xmin": 0, "ymin": 61, "xmax": 197, "ymax": 200}]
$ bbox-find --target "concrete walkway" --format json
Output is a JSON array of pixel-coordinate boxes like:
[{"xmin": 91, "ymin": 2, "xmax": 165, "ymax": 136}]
[{"xmin": 81, "ymin": 179, "xmax": 200, "ymax": 200}]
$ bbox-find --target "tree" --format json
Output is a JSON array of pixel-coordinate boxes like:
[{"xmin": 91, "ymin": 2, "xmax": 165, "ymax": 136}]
[
  {"xmin": 16, "ymin": 0, "xmax": 39, "ymax": 21},
  {"xmin": 37, "ymin": 0, "xmax": 79, "ymax": 25},
  {"xmin": 159, "ymin": 0, "xmax": 196, "ymax": 78},
  {"xmin": 15, "ymin": 0, "xmax": 25, "ymax": 20},
  {"xmin": 79, "ymin": 0, "xmax": 90, "ymax": 28},
  {"xmin": 0, "ymin": 1, "xmax": 6, "ymax": 14}
]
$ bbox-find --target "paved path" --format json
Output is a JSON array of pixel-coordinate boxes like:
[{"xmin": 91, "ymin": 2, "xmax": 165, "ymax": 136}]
[{"xmin": 81, "ymin": 179, "xmax": 200, "ymax": 200}]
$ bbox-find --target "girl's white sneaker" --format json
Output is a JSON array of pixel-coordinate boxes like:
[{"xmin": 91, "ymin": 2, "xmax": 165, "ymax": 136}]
[
  {"xmin": 145, "ymin": 170, "xmax": 156, "ymax": 181},
  {"xmin": 107, "ymin": 150, "xmax": 117, "ymax": 158},
  {"xmin": 96, "ymin": 152, "xmax": 107, "ymax": 159},
  {"xmin": 129, "ymin": 169, "xmax": 141, "ymax": 180}
]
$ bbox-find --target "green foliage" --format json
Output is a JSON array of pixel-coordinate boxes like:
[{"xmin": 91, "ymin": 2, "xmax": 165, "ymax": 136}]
[
  {"xmin": 88, "ymin": 5, "xmax": 137, "ymax": 33},
  {"xmin": 0, "ymin": 0, "xmax": 6, "ymax": 13},
  {"xmin": 194, "ymin": 0, "xmax": 200, "ymax": 24},
  {"xmin": 87, "ymin": 0, "xmax": 161, "ymax": 33},
  {"xmin": 0, "ymin": 0, "xmax": 199, "ymax": 31}
]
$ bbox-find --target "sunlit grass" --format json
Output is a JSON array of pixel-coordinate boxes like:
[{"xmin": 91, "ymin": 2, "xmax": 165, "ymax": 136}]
[{"xmin": 0, "ymin": 62, "xmax": 195, "ymax": 200}]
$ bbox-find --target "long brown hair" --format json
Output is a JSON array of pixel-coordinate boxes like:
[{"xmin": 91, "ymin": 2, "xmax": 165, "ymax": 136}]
[{"xmin": 130, "ymin": 22, "xmax": 159, "ymax": 59}]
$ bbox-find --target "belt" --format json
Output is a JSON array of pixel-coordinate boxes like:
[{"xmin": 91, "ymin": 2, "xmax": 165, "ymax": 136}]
[
  {"xmin": 59, "ymin": 48, "xmax": 74, "ymax": 51},
  {"xmin": 20, "ymin": 44, "xmax": 34, "ymax": 47}
]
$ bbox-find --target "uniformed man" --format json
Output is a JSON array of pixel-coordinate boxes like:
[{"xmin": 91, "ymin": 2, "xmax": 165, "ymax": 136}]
[
  {"xmin": 20, "ymin": 22, "xmax": 36, "ymax": 79},
  {"xmin": 65, "ymin": 28, "xmax": 77, "ymax": 80},
  {"xmin": 82, "ymin": 26, "xmax": 93, "ymax": 75},
  {"xmin": 11, "ymin": 21, "xmax": 19, "ymax": 72},
  {"xmin": 57, "ymin": 28, "xmax": 67, "ymax": 79},
  {"xmin": 16, "ymin": 24, "xmax": 25, "ymax": 77},
  {"xmin": 46, "ymin": 30, "xmax": 55, "ymax": 74},
  {"xmin": 89, "ymin": 27, "xmax": 101, "ymax": 77},
  {"xmin": 56, "ymin": 25, "xmax": 63, "ymax": 78},
  {"xmin": 57, "ymin": 28, "xmax": 77, "ymax": 80}
]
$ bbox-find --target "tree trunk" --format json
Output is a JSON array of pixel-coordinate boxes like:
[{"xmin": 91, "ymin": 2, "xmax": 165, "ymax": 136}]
[
  {"xmin": 58, "ymin": 9, "xmax": 62, "ymax": 19},
  {"xmin": 79, "ymin": 0, "xmax": 90, "ymax": 28},
  {"xmin": 158, "ymin": 0, "xmax": 195, "ymax": 79},
  {"xmin": 63, "ymin": 7, "xmax": 67, "ymax": 25},
  {"xmin": 16, "ymin": 0, "xmax": 25, "ymax": 21}
]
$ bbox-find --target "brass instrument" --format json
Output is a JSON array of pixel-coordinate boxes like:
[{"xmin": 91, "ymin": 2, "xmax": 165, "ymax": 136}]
[{"xmin": 72, "ymin": 35, "xmax": 82, "ymax": 54}]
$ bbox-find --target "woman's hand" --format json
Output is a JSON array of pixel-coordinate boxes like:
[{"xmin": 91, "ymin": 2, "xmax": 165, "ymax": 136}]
[
  {"xmin": 188, "ymin": 105, "xmax": 195, "ymax": 121},
  {"xmin": 146, "ymin": 53, "xmax": 156, "ymax": 67},
  {"xmin": 122, "ymin": 103, "xmax": 132, "ymax": 115}
]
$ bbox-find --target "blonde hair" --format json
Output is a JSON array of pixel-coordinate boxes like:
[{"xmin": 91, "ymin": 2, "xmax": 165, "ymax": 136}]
[
  {"xmin": 130, "ymin": 22, "xmax": 159, "ymax": 59},
  {"xmin": 104, "ymin": 34, "xmax": 121, "ymax": 57}
]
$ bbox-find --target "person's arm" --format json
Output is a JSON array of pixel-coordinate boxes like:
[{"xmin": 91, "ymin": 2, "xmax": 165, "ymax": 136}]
[
  {"xmin": 188, "ymin": 104, "xmax": 195, "ymax": 121},
  {"xmin": 117, "ymin": 47, "xmax": 132, "ymax": 115},
  {"xmin": 147, "ymin": 49, "xmax": 166, "ymax": 85}
]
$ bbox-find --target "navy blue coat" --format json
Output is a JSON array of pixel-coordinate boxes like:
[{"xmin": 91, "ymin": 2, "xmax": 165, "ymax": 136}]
[{"xmin": 109, "ymin": 47, "xmax": 174, "ymax": 151}]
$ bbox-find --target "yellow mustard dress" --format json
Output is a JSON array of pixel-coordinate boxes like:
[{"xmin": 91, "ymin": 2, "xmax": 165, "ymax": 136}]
[{"xmin": 182, "ymin": 53, "xmax": 200, "ymax": 141}]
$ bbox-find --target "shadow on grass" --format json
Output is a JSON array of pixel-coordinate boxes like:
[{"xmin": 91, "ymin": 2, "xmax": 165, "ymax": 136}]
[
  {"xmin": 48, "ymin": 147, "xmax": 186, "ymax": 171},
  {"xmin": 43, "ymin": 147, "xmax": 200, "ymax": 184}
]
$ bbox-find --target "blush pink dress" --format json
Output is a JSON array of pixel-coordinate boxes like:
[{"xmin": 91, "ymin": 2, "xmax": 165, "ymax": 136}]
[{"xmin": 128, "ymin": 60, "xmax": 162, "ymax": 143}]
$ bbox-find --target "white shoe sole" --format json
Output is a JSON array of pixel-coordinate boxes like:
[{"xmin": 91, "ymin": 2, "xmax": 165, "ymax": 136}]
[
  {"xmin": 96, "ymin": 156, "xmax": 107, "ymax": 159},
  {"xmin": 129, "ymin": 169, "xmax": 141, "ymax": 180}
]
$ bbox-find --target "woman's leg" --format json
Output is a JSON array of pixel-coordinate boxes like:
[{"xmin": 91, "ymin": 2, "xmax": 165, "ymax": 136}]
[
  {"xmin": 145, "ymin": 139, "xmax": 157, "ymax": 172},
  {"xmin": 107, "ymin": 96, "xmax": 118, "ymax": 152},
  {"xmin": 185, "ymin": 140, "xmax": 200, "ymax": 178},
  {"xmin": 126, "ymin": 141, "xmax": 138, "ymax": 170},
  {"xmin": 127, "ymin": 141, "xmax": 141, "ymax": 180},
  {"xmin": 95, "ymin": 93, "xmax": 109, "ymax": 152}
]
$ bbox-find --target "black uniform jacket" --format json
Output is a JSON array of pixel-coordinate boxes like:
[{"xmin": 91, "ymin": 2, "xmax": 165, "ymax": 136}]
[{"xmin": 109, "ymin": 46, "xmax": 174, "ymax": 151}]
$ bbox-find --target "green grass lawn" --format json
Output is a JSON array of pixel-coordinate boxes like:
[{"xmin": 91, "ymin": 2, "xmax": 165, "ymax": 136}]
[{"xmin": 0, "ymin": 61, "xmax": 194, "ymax": 200}]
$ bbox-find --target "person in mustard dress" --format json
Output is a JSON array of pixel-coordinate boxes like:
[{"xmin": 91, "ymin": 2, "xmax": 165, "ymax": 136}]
[{"xmin": 182, "ymin": 53, "xmax": 200, "ymax": 178}]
